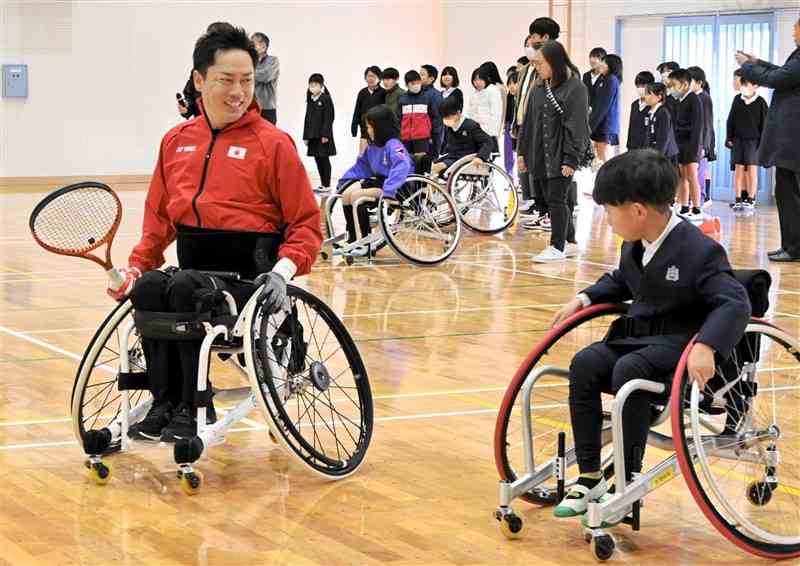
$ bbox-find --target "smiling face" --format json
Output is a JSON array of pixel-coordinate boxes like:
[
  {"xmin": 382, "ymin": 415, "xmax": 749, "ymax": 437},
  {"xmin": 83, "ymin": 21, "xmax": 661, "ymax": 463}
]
[
  {"xmin": 441, "ymin": 74, "xmax": 453, "ymax": 88},
  {"xmin": 193, "ymin": 48, "xmax": 254, "ymax": 129}
]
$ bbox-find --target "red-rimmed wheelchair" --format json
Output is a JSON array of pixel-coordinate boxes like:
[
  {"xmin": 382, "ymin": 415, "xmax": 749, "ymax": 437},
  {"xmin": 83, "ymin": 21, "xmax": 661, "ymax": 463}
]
[{"xmin": 493, "ymin": 271, "xmax": 800, "ymax": 561}]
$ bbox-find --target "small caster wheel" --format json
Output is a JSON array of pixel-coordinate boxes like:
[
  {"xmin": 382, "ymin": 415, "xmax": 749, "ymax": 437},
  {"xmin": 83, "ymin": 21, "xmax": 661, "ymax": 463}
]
[
  {"xmin": 87, "ymin": 460, "xmax": 112, "ymax": 485},
  {"xmin": 747, "ymin": 481, "xmax": 773, "ymax": 506},
  {"xmin": 268, "ymin": 429, "xmax": 279, "ymax": 444},
  {"xmin": 496, "ymin": 511, "xmax": 524, "ymax": 539},
  {"xmin": 591, "ymin": 534, "xmax": 615, "ymax": 562},
  {"xmin": 179, "ymin": 469, "xmax": 204, "ymax": 496},
  {"xmin": 583, "ymin": 531, "xmax": 593, "ymax": 544},
  {"xmin": 345, "ymin": 255, "xmax": 354, "ymax": 266},
  {"xmin": 321, "ymin": 251, "xmax": 329, "ymax": 260}
]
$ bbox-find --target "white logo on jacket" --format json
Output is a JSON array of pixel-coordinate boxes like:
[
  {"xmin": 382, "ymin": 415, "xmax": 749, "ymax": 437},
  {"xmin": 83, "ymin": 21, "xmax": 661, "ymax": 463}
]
[
  {"xmin": 176, "ymin": 146, "xmax": 196, "ymax": 153},
  {"xmin": 228, "ymin": 146, "xmax": 247, "ymax": 160},
  {"xmin": 666, "ymin": 265, "xmax": 680, "ymax": 282}
]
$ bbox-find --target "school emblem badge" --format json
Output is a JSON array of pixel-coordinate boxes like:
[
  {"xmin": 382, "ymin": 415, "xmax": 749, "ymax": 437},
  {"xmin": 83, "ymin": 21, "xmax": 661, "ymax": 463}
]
[{"xmin": 666, "ymin": 265, "xmax": 680, "ymax": 282}]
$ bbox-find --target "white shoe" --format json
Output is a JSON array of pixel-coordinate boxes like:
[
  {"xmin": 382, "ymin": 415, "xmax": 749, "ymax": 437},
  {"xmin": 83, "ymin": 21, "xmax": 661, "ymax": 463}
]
[
  {"xmin": 533, "ymin": 246, "xmax": 566, "ymax": 263},
  {"xmin": 564, "ymin": 242, "xmax": 580, "ymax": 258},
  {"xmin": 702, "ymin": 199, "xmax": 713, "ymax": 209},
  {"xmin": 554, "ymin": 477, "xmax": 609, "ymax": 517},
  {"xmin": 349, "ymin": 245, "xmax": 369, "ymax": 258},
  {"xmin": 538, "ymin": 217, "xmax": 552, "ymax": 232},
  {"xmin": 686, "ymin": 211, "xmax": 704, "ymax": 222}
]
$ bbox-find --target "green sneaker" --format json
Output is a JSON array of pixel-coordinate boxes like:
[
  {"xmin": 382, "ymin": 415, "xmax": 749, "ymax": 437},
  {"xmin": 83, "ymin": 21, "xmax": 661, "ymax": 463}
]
[{"xmin": 554, "ymin": 477, "xmax": 609, "ymax": 518}]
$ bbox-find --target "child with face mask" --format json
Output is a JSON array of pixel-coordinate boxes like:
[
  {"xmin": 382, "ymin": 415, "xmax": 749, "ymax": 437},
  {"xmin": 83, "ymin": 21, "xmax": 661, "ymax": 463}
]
[
  {"xmin": 726, "ymin": 75, "xmax": 768, "ymax": 210},
  {"xmin": 627, "ymin": 71, "xmax": 655, "ymax": 151},
  {"xmin": 397, "ymin": 70, "xmax": 441, "ymax": 157},
  {"xmin": 303, "ymin": 73, "xmax": 337, "ymax": 192}
]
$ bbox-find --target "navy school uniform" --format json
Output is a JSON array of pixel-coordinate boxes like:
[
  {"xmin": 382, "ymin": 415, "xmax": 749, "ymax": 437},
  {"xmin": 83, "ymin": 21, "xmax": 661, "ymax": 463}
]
[
  {"xmin": 303, "ymin": 90, "xmax": 337, "ymax": 158},
  {"xmin": 589, "ymin": 73, "xmax": 621, "ymax": 145},
  {"xmin": 435, "ymin": 117, "xmax": 495, "ymax": 169},
  {"xmin": 673, "ymin": 92, "xmax": 705, "ymax": 164},
  {"xmin": 626, "ymin": 100, "xmax": 650, "ymax": 151},
  {"xmin": 698, "ymin": 90, "xmax": 716, "ymax": 161},
  {"xmin": 645, "ymin": 104, "xmax": 679, "ymax": 160}
]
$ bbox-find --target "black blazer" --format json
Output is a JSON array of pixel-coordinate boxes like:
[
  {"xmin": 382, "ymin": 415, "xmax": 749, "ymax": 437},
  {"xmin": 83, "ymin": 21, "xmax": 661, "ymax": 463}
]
[
  {"xmin": 436, "ymin": 117, "xmax": 495, "ymax": 166},
  {"xmin": 698, "ymin": 90, "xmax": 716, "ymax": 160},
  {"xmin": 626, "ymin": 100, "xmax": 649, "ymax": 150},
  {"xmin": 582, "ymin": 70, "xmax": 599, "ymax": 109},
  {"xmin": 646, "ymin": 105, "xmax": 679, "ymax": 158},
  {"xmin": 351, "ymin": 86, "xmax": 386, "ymax": 137},
  {"xmin": 582, "ymin": 219, "xmax": 750, "ymax": 356},
  {"xmin": 304, "ymin": 91, "xmax": 335, "ymax": 140},
  {"xmin": 674, "ymin": 92, "xmax": 704, "ymax": 159}
]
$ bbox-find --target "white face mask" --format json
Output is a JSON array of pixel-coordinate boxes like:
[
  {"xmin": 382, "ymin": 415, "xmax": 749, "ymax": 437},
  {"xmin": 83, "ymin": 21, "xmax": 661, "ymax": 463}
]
[
  {"xmin": 670, "ymin": 89, "xmax": 682, "ymax": 100},
  {"xmin": 637, "ymin": 87, "xmax": 646, "ymax": 97},
  {"xmin": 408, "ymin": 84, "xmax": 422, "ymax": 94},
  {"xmin": 524, "ymin": 46, "xmax": 535, "ymax": 60}
]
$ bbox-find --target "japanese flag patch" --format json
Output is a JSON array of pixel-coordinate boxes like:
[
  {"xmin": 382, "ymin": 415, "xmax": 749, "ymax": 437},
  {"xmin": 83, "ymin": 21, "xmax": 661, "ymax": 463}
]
[{"xmin": 228, "ymin": 145, "xmax": 247, "ymax": 160}]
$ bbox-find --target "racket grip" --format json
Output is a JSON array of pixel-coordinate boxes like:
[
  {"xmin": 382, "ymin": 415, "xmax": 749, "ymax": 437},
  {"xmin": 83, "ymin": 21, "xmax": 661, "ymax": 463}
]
[{"xmin": 107, "ymin": 267, "xmax": 125, "ymax": 290}]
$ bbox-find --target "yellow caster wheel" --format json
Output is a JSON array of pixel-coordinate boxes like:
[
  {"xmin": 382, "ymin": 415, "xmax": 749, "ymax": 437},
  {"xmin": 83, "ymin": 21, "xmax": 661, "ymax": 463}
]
[
  {"xmin": 495, "ymin": 509, "xmax": 524, "ymax": 539},
  {"xmin": 178, "ymin": 469, "xmax": 203, "ymax": 496},
  {"xmin": 85, "ymin": 459, "xmax": 112, "ymax": 485}
]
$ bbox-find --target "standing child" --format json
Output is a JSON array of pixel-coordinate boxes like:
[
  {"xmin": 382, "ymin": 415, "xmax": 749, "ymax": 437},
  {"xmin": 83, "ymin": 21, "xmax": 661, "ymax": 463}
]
[
  {"xmin": 726, "ymin": 75, "xmax": 768, "ymax": 210},
  {"xmin": 643, "ymin": 83, "xmax": 679, "ymax": 162},
  {"xmin": 351, "ymin": 66, "xmax": 386, "ymax": 155},
  {"xmin": 656, "ymin": 61, "xmax": 681, "ymax": 118},
  {"xmin": 582, "ymin": 47, "xmax": 608, "ymax": 110},
  {"xmin": 669, "ymin": 68, "xmax": 704, "ymax": 219},
  {"xmin": 381, "ymin": 68, "xmax": 405, "ymax": 116},
  {"xmin": 397, "ymin": 70, "xmax": 440, "ymax": 159},
  {"xmin": 504, "ymin": 71, "xmax": 520, "ymax": 176},
  {"xmin": 627, "ymin": 71, "xmax": 655, "ymax": 151},
  {"xmin": 440, "ymin": 66, "xmax": 464, "ymax": 108},
  {"xmin": 687, "ymin": 66, "xmax": 716, "ymax": 208},
  {"xmin": 303, "ymin": 74, "xmax": 337, "ymax": 192},
  {"xmin": 467, "ymin": 67, "xmax": 504, "ymax": 152},
  {"xmin": 590, "ymin": 54, "xmax": 623, "ymax": 163}
]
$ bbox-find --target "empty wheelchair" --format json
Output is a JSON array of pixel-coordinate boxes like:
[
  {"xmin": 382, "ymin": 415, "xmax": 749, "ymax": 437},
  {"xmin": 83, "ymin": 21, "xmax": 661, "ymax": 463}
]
[
  {"xmin": 72, "ymin": 270, "xmax": 373, "ymax": 494},
  {"xmin": 320, "ymin": 173, "xmax": 462, "ymax": 267},
  {"xmin": 438, "ymin": 153, "xmax": 519, "ymax": 234},
  {"xmin": 493, "ymin": 271, "xmax": 800, "ymax": 561}
]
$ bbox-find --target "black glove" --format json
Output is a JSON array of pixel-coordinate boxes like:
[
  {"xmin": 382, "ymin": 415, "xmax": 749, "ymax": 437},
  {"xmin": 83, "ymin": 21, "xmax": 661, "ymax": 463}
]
[{"xmin": 253, "ymin": 272, "xmax": 287, "ymax": 314}]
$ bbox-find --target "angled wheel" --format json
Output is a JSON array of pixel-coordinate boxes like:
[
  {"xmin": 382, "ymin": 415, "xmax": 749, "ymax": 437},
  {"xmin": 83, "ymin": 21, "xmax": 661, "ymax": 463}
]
[
  {"xmin": 447, "ymin": 157, "xmax": 519, "ymax": 234},
  {"xmin": 245, "ymin": 285, "xmax": 373, "ymax": 479}
]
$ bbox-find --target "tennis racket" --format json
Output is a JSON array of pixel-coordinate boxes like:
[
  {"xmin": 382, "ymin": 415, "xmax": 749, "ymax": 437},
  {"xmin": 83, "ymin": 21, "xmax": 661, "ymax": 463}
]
[{"xmin": 29, "ymin": 181, "xmax": 125, "ymax": 289}]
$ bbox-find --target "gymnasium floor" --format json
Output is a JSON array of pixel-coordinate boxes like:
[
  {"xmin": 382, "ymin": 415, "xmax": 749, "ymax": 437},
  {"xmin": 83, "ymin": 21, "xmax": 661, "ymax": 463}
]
[{"xmin": 0, "ymin": 185, "xmax": 798, "ymax": 565}]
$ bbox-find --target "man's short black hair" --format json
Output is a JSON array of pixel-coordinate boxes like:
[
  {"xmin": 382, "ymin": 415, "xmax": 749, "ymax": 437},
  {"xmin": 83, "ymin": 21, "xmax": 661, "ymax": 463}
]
[
  {"xmin": 251, "ymin": 32, "xmax": 269, "ymax": 48},
  {"xmin": 529, "ymin": 17, "xmax": 560, "ymax": 39},
  {"xmin": 365, "ymin": 105, "xmax": 400, "ymax": 146},
  {"xmin": 593, "ymin": 149, "xmax": 679, "ymax": 212},
  {"xmin": 635, "ymin": 71, "xmax": 656, "ymax": 86},
  {"xmin": 657, "ymin": 61, "xmax": 680, "ymax": 74},
  {"xmin": 669, "ymin": 68, "xmax": 691, "ymax": 85},
  {"xmin": 194, "ymin": 24, "xmax": 258, "ymax": 77},
  {"xmin": 365, "ymin": 65, "xmax": 382, "ymax": 79},
  {"xmin": 405, "ymin": 70, "xmax": 422, "ymax": 84},
  {"xmin": 589, "ymin": 47, "xmax": 607, "ymax": 59},
  {"xmin": 440, "ymin": 95, "xmax": 463, "ymax": 119},
  {"xmin": 733, "ymin": 68, "xmax": 744, "ymax": 77},
  {"xmin": 381, "ymin": 67, "xmax": 400, "ymax": 80},
  {"xmin": 421, "ymin": 64, "xmax": 438, "ymax": 80}
]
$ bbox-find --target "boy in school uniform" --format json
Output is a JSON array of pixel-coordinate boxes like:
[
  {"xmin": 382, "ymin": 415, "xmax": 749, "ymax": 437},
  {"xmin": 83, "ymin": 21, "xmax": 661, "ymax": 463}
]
[
  {"xmin": 656, "ymin": 61, "xmax": 680, "ymax": 119},
  {"xmin": 627, "ymin": 71, "xmax": 655, "ymax": 151},
  {"xmin": 381, "ymin": 68, "xmax": 406, "ymax": 116},
  {"xmin": 726, "ymin": 74, "xmax": 768, "ymax": 210},
  {"xmin": 583, "ymin": 47, "xmax": 608, "ymax": 111},
  {"xmin": 430, "ymin": 95, "xmax": 495, "ymax": 176},
  {"xmin": 669, "ymin": 69, "xmax": 705, "ymax": 218},
  {"xmin": 550, "ymin": 149, "xmax": 750, "ymax": 521}
]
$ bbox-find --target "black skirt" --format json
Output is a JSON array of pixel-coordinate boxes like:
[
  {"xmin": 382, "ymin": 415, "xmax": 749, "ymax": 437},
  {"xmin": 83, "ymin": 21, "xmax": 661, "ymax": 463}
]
[
  {"xmin": 590, "ymin": 132, "xmax": 619, "ymax": 146},
  {"xmin": 307, "ymin": 137, "xmax": 337, "ymax": 158}
]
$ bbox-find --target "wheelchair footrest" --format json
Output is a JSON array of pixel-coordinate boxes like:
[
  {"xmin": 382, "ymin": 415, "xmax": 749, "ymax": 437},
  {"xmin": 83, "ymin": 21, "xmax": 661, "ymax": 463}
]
[{"xmin": 118, "ymin": 371, "xmax": 149, "ymax": 391}]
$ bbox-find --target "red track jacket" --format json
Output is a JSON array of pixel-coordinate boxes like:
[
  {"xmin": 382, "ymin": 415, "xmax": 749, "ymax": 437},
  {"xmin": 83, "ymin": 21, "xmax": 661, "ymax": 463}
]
[{"xmin": 129, "ymin": 100, "xmax": 322, "ymax": 276}]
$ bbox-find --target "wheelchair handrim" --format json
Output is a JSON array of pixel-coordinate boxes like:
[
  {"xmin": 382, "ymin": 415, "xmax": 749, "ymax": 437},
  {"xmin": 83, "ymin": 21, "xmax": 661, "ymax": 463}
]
[{"xmin": 447, "ymin": 162, "xmax": 518, "ymax": 234}]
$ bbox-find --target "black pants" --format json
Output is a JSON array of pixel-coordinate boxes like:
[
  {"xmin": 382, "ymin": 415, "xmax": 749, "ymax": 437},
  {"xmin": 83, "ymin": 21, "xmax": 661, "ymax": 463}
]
[
  {"xmin": 775, "ymin": 167, "xmax": 800, "ymax": 256},
  {"xmin": 314, "ymin": 156, "xmax": 332, "ymax": 188},
  {"xmin": 526, "ymin": 173, "xmax": 550, "ymax": 215},
  {"xmin": 130, "ymin": 270, "xmax": 256, "ymax": 407},
  {"xmin": 261, "ymin": 108, "xmax": 277, "ymax": 125},
  {"xmin": 569, "ymin": 341, "xmax": 683, "ymax": 477},
  {"xmin": 535, "ymin": 176, "xmax": 576, "ymax": 251}
]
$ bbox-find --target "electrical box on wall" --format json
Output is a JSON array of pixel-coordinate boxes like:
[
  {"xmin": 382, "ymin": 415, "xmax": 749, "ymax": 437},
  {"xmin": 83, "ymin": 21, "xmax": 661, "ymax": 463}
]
[{"xmin": 2, "ymin": 65, "xmax": 29, "ymax": 98}]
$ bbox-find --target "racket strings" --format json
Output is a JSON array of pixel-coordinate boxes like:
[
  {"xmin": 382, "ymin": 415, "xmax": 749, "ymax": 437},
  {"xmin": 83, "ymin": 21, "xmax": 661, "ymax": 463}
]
[{"xmin": 33, "ymin": 188, "xmax": 120, "ymax": 253}]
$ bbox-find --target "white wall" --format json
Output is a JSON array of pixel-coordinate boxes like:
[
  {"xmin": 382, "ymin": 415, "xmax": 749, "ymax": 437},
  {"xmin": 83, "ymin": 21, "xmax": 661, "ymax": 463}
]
[{"xmin": 0, "ymin": 0, "xmax": 444, "ymax": 178}]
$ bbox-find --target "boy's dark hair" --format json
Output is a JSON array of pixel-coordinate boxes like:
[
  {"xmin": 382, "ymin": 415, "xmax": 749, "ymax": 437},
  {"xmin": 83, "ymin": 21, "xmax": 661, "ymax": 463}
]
[
  {"xmin": 540, "ymin": 41, "xmax": 580, "ymax": 88},
  {"xmin": 602, "ymin": 54, "xmax": 623, "ymax": 80},
  {"xmin": 364, "ymin": 65, "xmax": 382, "ymax": 79},
  {"xmin": 635, "ymin": 71, "xmax": 655, "ymax": 86},
  {"xmin": 507, "ymin": 65, "xmax": 518, "ymax": 76},
  {"xmin": 441, "ymin": 66, "xmax": 460, "ymax": 88},
  {"xmin": 530, "ymin": 17, "xmax": 560, "ymax": 39},
  {"xmin": 365, "ymin": 105, "xmax": 400, "ymax": 146},
  {"xmin": 194, "ymin": 24, "xmax": 258, "ymax": 77},
  {"xmin": 593, "ymin": 149, "xmax": 679, "ymax": 212},
  {"xmin": 645, "ymin": 82, "xmax": 668, "ymax": 102},
  {"xmin": 687, "ymin": 65, "xmax": 711, "ymax": 93},
  {"xmin": 657, "ymin": 61, "xmax": 680, "ymax": 74},
  {"xmin": 308, "ymin": 73, "xmax": 324, "ymax": 85},
  {"xmin": 208, "ymin": 22, "xmax": 233, "ymax": 33},
  {"xmin": 740, "ymin": 76, "xmax": 756, "ymax": 86},
  {"xmin": 669, "ymin": 68, "xmax": 691, "ymax": 85},
  {"xmin": 517, "ymin": 56, "xmax": 529, "ymax": 65},
  {"xmin": 507, "ymin": 70, "xmax": 519, "ymax": 86},
  {"xmin": 404, "ymin": 70, "xmax": 422, "ymax": 84},
  {"xmin": 381, "ymin": 67, "xmax": 400, "ymax": 80},
  {"xmin": 251, "ymin": 32, "xmax": 269, "ymax": 47},
  {"xmin": 440, "ymin": 95, "xmax": 463, "ymax": 119},
  {"xmin": 421, "ymin": 64, "xmax": 438, "ymax": 80},
  {"xmin": 733, "ymin": 68, "xmax": 744, "ymax": 78},
  {"xmin": 589, "ymin": 47, "xmax": 607, "ymax": 59}
]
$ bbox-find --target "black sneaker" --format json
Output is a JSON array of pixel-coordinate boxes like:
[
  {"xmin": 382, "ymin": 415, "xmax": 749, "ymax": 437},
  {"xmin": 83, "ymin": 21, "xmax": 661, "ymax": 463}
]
[
  {"xmin": 160, "ymin": 402, "xmax": 217, "ymax": 443},
  {"xmin": 128, "ymin": 399, "xmax": 173, "ymax": 441}
]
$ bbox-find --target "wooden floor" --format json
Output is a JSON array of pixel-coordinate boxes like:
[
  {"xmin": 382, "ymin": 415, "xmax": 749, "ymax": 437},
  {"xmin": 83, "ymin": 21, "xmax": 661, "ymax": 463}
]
[{"xmin": 0, "ymin": 184, "xmax": 798, "ymax": 565}]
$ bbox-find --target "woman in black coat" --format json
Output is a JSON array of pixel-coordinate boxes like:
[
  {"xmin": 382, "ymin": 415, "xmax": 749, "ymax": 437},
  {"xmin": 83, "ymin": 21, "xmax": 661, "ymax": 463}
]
[
  {"xmin": 737, "ymin": 21, "xmax": 800, "ymax": 261},
  {"xmin": 351, "ymin": 66, "xmax": 386, "ymax": 155},
  {"xmin": 303, "ymin": 73, "xmax": 337, "ymax": 191}
]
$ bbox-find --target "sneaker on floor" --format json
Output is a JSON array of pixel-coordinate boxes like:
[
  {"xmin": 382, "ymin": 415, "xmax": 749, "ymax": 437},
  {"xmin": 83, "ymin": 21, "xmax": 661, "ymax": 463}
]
[
  {"xmin": 128, "ymin": 399, "xmax": 173, "ymax": 441},
  {"xmin": 742, "ymin": 198, "xmax": 755, "ymax": 210},
  {"xmin": 554, "ymin": 476, "xmax": 609, "ymax": 517},
  {"xmin": 533, "ymin": 245, "xmax": 566, "ymax": 263},
  {"xmin": 522, "ymin": 216, "xmax": 543, "ymax": 230},
  {"xmin": 538, "ymin": 216, "xmax": 552, "ymax": 232},
  {"xmin": 348, "ymin": 245, "xmax": 370, "ymax": 258},
  {"xmin": 564, "ymin": 242, "xmax": 580, "ymax": 258},
  {"xmin": 519, "ymin": 204, "xmax": 538, "ymax": 218},
  {"xmin": 730, "ymin": 198, "xmax": 742, "ymax": 209},
  {"xmin": 702, "ymin": 199, "xmax": 713, "ymax": 209},
  {"xmin": 160, "ymin": 402, "xmax": 217, "ymax": 443}
]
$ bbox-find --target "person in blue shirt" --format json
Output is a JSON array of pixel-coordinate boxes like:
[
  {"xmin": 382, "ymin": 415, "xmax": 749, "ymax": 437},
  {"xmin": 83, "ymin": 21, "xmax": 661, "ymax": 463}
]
[
  {"xmin": 337, "ymin": 104, "xmax": 414, "ymax": 254},
  {"xmin": 590, "ymin": 54, "xmax": 623, "ymax": 164}
]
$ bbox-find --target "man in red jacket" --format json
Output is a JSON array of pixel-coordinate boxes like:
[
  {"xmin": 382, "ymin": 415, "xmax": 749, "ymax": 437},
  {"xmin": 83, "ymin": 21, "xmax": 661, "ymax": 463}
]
[{"xmin": 109, "ymin": 23, "xmax": 322, "ymax": 442}]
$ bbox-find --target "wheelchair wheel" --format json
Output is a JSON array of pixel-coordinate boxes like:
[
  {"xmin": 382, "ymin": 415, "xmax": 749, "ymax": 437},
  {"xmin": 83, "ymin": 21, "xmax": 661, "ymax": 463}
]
[
  {"xmin": 378, "ymin": 174, "xmax": 462, "ymax": 266},
  {"xmin": 447, "ymin": 160, "xmax": 519, "ymax": 234},
  {"xmin": 245, "ymin": 284, "xmax": 373, "ymax": 479},
  {"xmin": 494, "ymin": 304, "xmax": 626, "ymax": 504},
  {"xmin": 71, "ymin": 300, "xmax": 151, "ymax": 450},
  {"xmin": 671, "ymin": 320, "xmax": 800, "ymax": 559}
]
